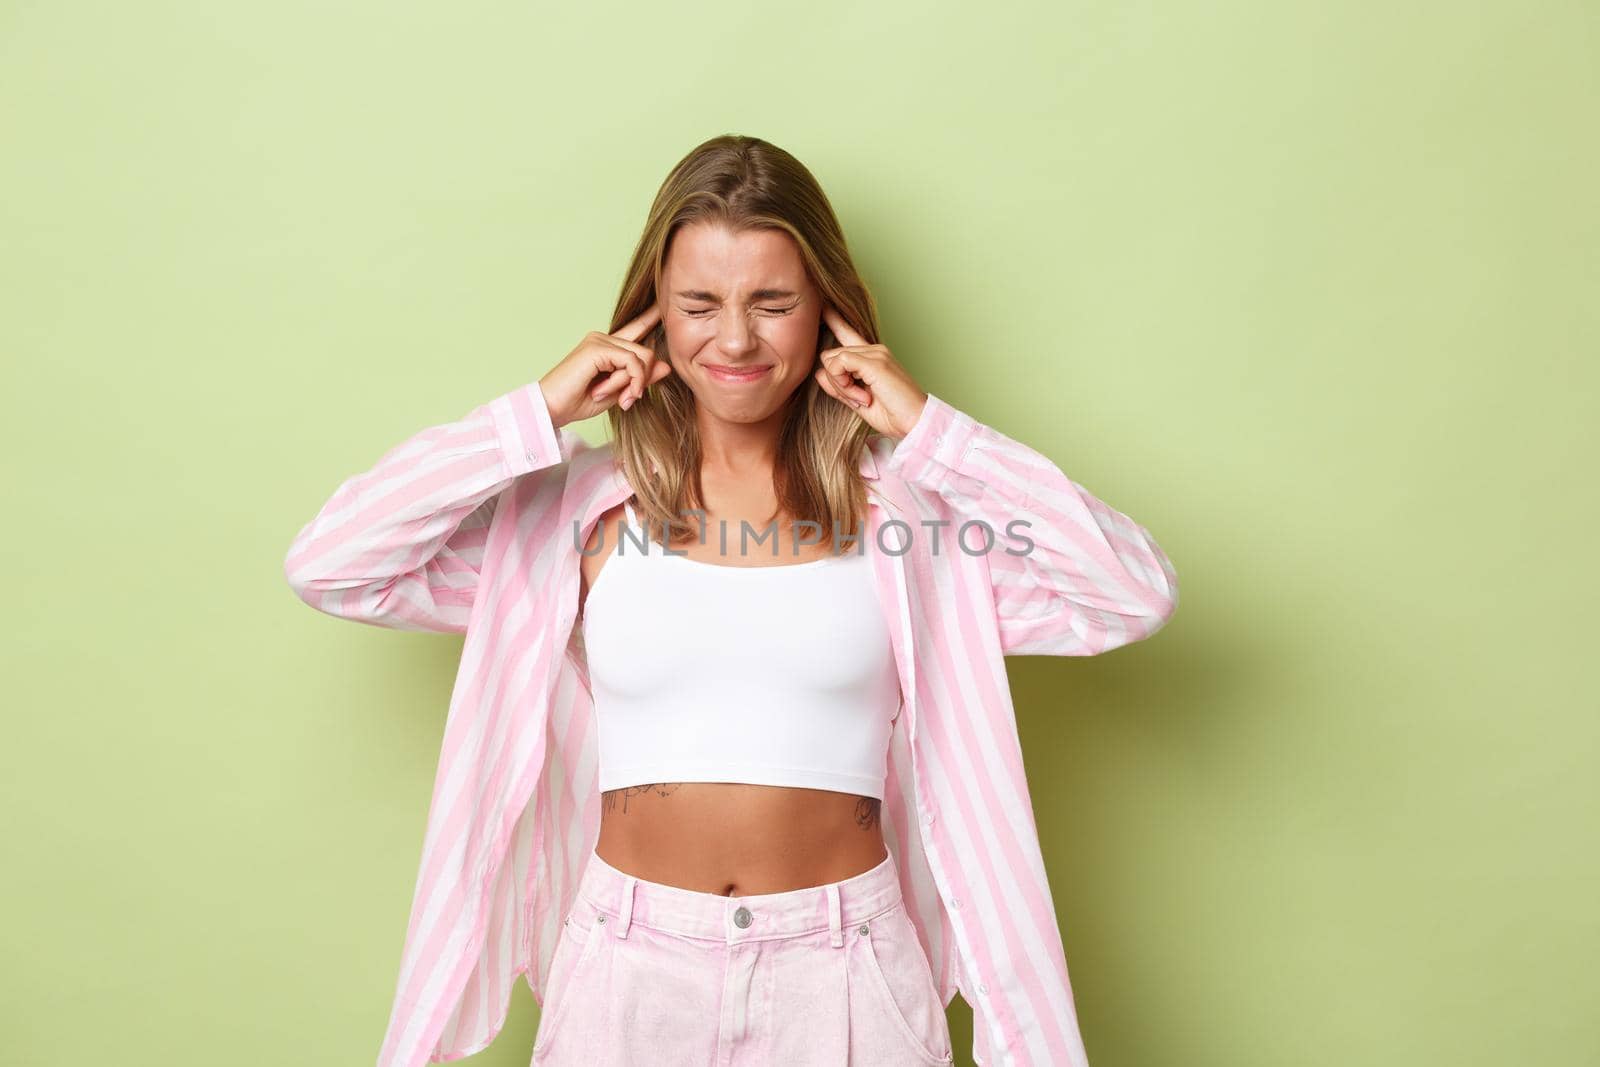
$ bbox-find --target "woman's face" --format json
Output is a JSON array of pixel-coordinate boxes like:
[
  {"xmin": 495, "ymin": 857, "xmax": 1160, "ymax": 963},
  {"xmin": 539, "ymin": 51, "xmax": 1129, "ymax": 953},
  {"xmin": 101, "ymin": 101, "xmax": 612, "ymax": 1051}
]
[{"xmin": 657, "ymin": 220, "xmax": 822, "ymax": 426}]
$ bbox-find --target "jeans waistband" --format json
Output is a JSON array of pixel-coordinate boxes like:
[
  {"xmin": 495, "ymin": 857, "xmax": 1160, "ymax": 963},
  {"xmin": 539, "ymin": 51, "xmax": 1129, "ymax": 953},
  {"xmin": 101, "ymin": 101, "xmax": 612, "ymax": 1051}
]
[{"xmin": 577, "ymin": 847, "xmax": 903, "ymax": 947}]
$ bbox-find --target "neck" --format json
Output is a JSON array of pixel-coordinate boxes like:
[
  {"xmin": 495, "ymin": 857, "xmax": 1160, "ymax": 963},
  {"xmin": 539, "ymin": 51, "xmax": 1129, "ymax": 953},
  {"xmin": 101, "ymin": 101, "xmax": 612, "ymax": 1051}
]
[{"xmin": 695, "ymin": 407, "xmax": 788, "ymax": 480}]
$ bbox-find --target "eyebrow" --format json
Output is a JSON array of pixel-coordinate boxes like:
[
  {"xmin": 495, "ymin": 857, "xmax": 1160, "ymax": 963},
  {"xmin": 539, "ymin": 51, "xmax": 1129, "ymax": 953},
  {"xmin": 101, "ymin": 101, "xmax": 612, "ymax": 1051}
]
[{"xmin": 673, "ymin": 288, "xmax": 800, "ymax": 302}]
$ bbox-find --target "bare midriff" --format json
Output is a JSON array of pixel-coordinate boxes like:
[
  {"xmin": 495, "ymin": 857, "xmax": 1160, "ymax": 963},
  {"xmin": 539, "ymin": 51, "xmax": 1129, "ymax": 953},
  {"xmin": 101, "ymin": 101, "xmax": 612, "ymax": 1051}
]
[
  {"xmin": 595, "ymin": 783, "xmax": 887, "ymax": 895},
  {"xmin": 581, "ymin": 498, "xmax": 888, "ymax": 895}
]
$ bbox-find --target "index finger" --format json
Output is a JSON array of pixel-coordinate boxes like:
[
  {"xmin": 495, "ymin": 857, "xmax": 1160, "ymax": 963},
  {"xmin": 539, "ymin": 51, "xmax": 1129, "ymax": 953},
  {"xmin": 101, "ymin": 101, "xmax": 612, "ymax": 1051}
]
[
  {"xmin": 611, "ymin": 302, "xmax": 663, "ymax": 345},
  {"xmin": 821, "ymin": 303, "xmax": 868, "ymax": 348}
]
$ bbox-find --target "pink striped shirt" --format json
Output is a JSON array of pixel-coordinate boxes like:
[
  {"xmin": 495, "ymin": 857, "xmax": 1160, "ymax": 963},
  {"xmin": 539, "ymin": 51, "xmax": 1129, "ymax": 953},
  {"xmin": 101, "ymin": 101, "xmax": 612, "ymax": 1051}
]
[{"xmin": 284, "ymin": 380, "xmax": 1179, "ymax": 1066}]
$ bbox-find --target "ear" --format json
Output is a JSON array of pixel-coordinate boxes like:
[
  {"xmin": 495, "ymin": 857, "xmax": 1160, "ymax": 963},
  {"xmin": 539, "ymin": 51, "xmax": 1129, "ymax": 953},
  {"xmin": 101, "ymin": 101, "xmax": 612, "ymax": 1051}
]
[{"xmin": 816, "ymin": 320, "xmax": 834, "ymax": 357}]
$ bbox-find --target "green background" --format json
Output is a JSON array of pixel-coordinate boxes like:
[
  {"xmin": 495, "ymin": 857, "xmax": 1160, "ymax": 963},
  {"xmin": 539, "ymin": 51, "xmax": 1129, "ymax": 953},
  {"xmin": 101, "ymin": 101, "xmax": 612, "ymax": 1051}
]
[{"xmin": 4, "ymin": 2, "xmax": 1594, "ymax": 1064}]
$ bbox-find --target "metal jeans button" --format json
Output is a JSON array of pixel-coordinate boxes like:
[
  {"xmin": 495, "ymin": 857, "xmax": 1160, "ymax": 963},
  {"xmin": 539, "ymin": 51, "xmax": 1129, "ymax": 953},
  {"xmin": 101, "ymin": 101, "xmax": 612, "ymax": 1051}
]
[{"xmin": 733, "ymin": 905, "xmax": 753, "ymax": 929}]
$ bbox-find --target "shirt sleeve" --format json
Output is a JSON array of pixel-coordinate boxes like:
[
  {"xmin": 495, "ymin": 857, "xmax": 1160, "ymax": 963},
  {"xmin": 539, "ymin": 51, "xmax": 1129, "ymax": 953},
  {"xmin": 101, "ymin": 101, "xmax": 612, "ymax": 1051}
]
[
  {"xmin": 883, "ymin": 392, "xmax": 1179, "ymax": 656},
  {"xmin": 283, "ymin": 379, "xmax": 573, "ymax": 634}
]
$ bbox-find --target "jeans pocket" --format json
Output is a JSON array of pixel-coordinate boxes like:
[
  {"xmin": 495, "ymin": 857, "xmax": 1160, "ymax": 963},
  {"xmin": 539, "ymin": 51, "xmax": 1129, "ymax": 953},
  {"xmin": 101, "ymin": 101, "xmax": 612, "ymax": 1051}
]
[
  {"xmin": 532, "ymin": 897, "xmax": 610, "ymax": 1060},
  {"xmin": 855, "ymin": 903, "xmax": 954, "ymax": 1065}
]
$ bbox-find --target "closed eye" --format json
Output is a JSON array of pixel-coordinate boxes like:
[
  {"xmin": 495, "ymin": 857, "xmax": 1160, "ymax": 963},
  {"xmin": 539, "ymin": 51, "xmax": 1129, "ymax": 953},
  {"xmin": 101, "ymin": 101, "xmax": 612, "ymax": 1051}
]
[{"xmin": 681, "ymin": 306, "xmax": 795, "ymax": 316}]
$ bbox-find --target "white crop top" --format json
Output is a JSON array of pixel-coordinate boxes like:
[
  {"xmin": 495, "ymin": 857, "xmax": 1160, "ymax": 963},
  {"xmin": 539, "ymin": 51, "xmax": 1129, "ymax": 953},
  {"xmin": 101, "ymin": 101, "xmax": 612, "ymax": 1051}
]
[{"xmin": 580, "ymin": 498, "xmax": 902, "ymax": 799}]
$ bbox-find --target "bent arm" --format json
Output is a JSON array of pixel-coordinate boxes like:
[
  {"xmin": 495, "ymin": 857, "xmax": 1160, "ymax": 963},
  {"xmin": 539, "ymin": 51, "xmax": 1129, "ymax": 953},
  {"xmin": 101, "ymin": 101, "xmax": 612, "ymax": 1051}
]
[
  {"xmin": 283, "ymin": 380, "xmax": 573, "ymax": 634},
  {"xmin": 884, "ymin": 393, "xmax": 1179, "ymax": 656}
]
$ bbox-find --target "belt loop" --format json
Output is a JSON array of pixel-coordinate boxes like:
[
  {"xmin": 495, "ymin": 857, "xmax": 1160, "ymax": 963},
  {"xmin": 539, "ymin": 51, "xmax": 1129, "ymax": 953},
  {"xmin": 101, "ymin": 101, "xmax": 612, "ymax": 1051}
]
[
  {"xmin": 826, "ymin": 883, "xmax": 843, "ymax": 948},
  {"xmin": 617, "ymin": 875, "xmax": 637, "ymax": 939}
]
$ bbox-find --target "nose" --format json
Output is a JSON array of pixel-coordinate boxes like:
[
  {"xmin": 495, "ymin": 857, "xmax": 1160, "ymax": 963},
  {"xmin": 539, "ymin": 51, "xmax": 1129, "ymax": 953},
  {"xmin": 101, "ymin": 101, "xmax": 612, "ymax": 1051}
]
[{"xmin": 714, "ymin": 311, "xmax": 759, "ymax": 358}]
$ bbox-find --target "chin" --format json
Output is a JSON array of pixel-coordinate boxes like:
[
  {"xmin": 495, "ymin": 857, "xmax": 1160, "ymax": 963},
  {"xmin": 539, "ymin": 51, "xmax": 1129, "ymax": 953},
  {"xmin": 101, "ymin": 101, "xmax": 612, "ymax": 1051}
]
[{"xmin": 700, "ymin": 397, "xmax": 784, "ymax": 423}]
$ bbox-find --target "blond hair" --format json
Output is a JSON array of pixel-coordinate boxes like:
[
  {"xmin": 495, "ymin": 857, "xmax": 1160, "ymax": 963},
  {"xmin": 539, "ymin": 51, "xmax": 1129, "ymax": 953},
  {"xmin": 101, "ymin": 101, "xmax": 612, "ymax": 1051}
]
[{"xmin": 605, "ymin": 133, "xmax": 882, "ymax": 553}]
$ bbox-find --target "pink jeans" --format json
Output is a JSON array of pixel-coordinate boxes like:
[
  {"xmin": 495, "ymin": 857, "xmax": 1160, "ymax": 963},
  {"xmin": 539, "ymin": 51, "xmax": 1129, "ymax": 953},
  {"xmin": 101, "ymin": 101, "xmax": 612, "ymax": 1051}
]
[{"xmin": 531, "ymin": 846, "xmax": 955, "ymax": 1066}]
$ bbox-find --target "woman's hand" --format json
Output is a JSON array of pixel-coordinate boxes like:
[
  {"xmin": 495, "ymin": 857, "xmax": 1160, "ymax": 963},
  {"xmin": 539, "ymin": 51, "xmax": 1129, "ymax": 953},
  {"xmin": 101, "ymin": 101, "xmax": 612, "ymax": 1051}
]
[
  {"xmin": 538, "ymin": 304, "xmax": 674, "ymax": 428},
  {"xmin": 813, "ymin": 305, "xmax": 930, "ymax": 439}
]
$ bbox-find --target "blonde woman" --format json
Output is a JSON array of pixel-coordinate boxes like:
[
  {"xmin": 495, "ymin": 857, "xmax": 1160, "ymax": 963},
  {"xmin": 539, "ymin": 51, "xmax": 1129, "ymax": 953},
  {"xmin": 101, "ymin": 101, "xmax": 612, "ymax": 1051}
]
[{"xmin": 285, "ymin": 134, "xmax": 1179, "ymax": 1067}]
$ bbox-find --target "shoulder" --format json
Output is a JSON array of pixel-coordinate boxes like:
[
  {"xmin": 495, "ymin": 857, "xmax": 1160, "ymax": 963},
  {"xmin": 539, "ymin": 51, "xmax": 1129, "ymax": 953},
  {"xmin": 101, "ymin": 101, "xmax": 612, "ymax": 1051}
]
[
  {"xmin": 529, "ymin": 426, "xmax": 614, "ymax": 498},
  {"xmin": 490, "ymin": 431, "xmax": 616, "ymax": 522},
  {"xmin": 862, "ymin": 431, "xmax": 897, "ymax": 479},
  {"xmin": 564, "ymin": 432, "xmax": 612, "ymax": 482},
  {"xmin": 556, "ymin": 424, "xmax": 592, "ymax": 457}
]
